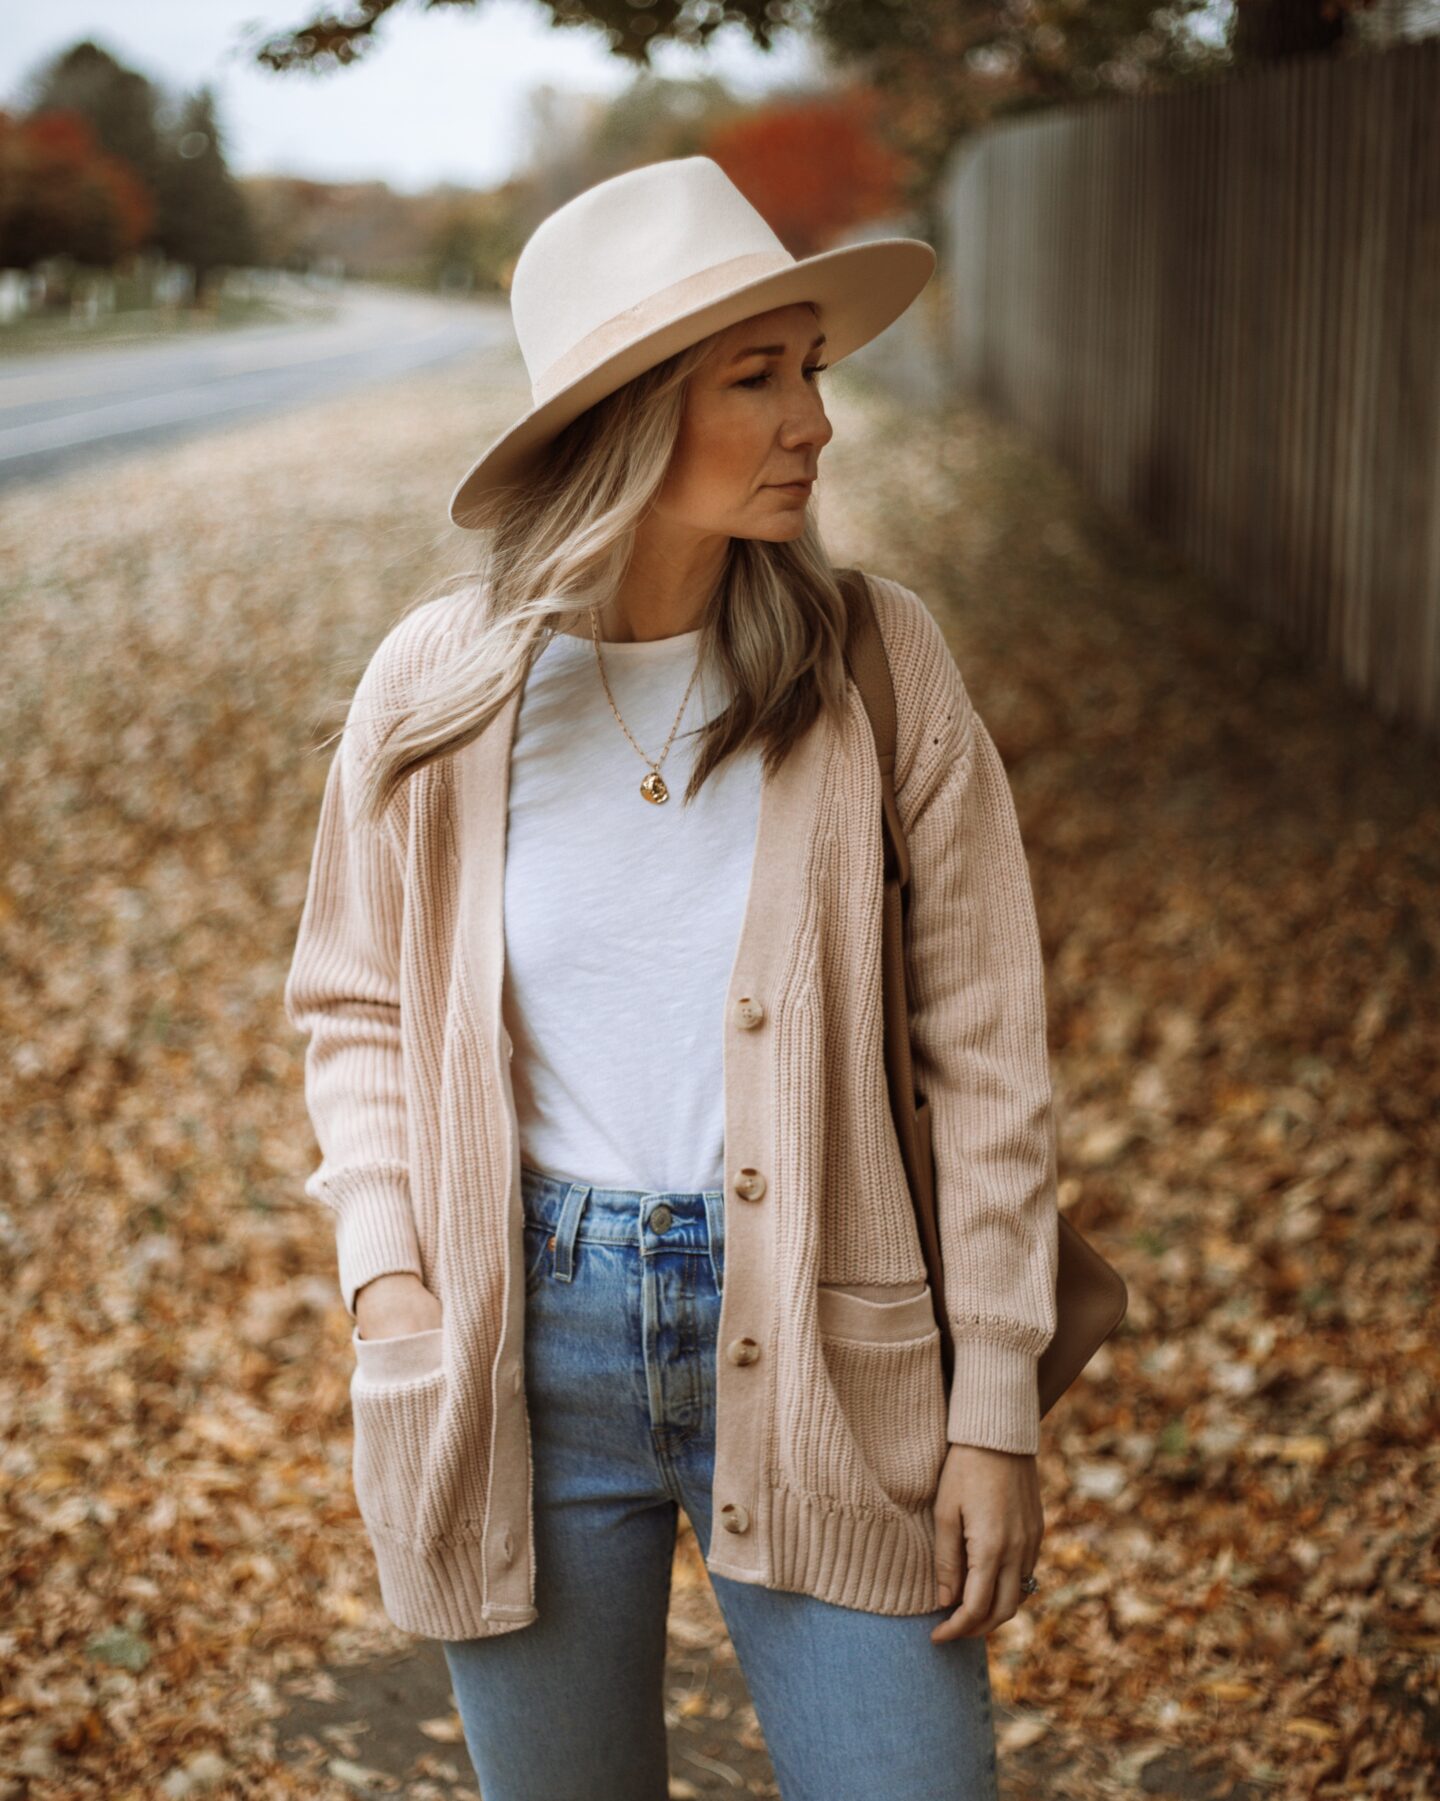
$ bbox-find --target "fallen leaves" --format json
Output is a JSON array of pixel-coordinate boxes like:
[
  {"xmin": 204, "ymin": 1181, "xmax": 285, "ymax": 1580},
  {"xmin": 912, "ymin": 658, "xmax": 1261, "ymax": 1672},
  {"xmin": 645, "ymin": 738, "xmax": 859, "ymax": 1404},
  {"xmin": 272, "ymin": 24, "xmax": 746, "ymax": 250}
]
[{"xmin": 0, "ymin": 331, "xmax": 1435, "ymax": 1799}]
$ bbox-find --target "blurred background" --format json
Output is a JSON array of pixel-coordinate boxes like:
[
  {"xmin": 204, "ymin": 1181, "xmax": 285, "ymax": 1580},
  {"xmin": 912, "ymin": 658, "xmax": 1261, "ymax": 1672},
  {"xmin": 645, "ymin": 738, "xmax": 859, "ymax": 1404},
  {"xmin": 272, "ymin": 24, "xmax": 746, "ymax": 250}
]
[{"xmin": 1, "ymin": 4, "xmax": 1437, "ymax": 1798}]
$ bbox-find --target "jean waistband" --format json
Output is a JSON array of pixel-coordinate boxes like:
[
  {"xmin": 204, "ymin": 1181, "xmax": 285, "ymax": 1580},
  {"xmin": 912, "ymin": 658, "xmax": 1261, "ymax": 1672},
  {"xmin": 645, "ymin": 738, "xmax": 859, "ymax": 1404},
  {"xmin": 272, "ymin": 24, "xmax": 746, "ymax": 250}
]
[{"xmin": 520, "ymin": 1160, "xmax": 725, "ymax": 1270}]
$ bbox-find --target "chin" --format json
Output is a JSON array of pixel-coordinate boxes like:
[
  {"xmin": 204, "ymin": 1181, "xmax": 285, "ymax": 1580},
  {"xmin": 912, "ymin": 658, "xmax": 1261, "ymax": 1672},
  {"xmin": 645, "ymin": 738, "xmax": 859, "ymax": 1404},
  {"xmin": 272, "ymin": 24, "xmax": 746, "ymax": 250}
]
[{"xmin": 745, "ymin": 509, "xmax": 808, "ymax": 540}]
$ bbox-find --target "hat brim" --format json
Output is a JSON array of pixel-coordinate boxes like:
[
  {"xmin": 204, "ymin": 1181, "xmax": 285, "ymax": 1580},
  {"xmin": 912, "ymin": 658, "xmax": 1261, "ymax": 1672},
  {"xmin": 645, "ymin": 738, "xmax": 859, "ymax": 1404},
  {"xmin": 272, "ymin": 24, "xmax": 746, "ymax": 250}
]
[{"xmin": 448, "ymin": 236, "xmax": 936, "ymax": 529}]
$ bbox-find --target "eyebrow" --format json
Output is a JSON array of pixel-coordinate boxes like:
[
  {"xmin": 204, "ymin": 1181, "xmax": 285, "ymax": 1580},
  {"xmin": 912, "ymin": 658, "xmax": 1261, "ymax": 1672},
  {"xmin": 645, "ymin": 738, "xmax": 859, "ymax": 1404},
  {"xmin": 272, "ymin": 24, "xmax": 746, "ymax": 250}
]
[{"xmin": 728, "ymin": 333, "xmax": 827, "ymax": 362}]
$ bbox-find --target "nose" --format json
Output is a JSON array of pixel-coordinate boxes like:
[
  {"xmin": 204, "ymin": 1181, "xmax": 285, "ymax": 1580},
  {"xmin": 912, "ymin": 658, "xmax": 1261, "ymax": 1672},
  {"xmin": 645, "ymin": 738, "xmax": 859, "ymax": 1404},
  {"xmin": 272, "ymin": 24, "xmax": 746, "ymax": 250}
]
[{"xmin": 781, "ymin": 393, "xmax": 832, "ymax": 453}]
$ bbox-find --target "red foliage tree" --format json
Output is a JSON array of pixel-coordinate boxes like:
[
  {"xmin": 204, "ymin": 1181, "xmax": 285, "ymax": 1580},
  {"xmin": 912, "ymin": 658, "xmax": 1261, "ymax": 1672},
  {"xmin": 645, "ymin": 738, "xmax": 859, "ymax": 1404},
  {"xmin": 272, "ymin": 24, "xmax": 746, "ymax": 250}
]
[
  {"xmin": 700, "ymin": 91, "xmax": 917, "ymax": 259},
  {"xmin": 0, "ymin": 107, "xmax": 153, "ymax": 270}
]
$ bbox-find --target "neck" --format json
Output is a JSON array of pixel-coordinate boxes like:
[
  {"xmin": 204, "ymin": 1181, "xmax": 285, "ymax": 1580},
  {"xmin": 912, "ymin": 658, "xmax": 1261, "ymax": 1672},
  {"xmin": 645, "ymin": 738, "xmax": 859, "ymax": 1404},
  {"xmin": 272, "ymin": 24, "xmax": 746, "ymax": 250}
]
[{"xmin": 559, "ymin": 519, "xmax": 730, "ymax": 642}]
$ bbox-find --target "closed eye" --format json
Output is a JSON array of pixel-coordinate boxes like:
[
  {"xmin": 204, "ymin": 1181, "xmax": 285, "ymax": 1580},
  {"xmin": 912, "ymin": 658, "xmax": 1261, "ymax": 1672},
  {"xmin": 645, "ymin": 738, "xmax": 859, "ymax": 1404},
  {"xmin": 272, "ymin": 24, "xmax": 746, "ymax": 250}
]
[{"xmin": 737, "ymin": 364, "xmax": 829, "ymax": 389}]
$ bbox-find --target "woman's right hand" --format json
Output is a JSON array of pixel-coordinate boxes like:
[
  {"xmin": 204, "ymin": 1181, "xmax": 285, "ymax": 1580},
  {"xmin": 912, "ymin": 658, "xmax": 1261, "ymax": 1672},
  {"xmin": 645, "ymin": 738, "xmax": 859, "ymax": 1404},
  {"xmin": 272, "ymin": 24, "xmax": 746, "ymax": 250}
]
[{"xmin": 355, "ymin": 1272, "xmax": 443, "ymax": 1340}]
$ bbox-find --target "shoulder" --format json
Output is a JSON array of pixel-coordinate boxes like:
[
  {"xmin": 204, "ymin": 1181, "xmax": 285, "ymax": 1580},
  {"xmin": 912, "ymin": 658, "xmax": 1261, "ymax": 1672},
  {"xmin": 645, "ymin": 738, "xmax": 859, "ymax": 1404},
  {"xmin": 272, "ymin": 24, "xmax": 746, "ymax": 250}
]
[
  {"xmin": 852, "ymin": 570, "xmax": 976, "ymax": 812},
  {"xmin": 356, "ymin": 590, "xmax": 468, "ymax": 705},
  {"xmin": 345, "ymin": 589, "xmax": 470, "ymax": 763}
]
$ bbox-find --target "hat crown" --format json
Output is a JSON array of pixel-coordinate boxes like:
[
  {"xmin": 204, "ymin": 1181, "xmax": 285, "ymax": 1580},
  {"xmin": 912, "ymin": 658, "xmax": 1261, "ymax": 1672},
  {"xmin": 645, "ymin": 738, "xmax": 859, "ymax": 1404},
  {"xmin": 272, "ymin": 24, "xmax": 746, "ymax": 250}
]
[{"xmin": 511, "ymin": 157, "xmax": 793, "ymax": 396}]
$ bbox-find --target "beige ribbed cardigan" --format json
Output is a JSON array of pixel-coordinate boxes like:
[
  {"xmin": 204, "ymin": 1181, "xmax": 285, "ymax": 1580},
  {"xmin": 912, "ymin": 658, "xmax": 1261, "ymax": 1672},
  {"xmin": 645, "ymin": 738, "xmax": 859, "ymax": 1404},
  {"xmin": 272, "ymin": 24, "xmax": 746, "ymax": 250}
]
[{"xmin": 282, "ymin": 572, "xmax": 1059, "ymax": 1639}]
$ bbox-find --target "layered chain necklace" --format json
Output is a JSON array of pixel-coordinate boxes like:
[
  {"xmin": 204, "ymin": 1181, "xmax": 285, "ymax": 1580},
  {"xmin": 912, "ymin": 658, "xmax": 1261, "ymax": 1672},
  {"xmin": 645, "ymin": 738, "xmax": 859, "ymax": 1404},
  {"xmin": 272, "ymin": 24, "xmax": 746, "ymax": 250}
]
[{"xmin": 588, "ymin": 604, "xmax": 705, "ymax": 805}]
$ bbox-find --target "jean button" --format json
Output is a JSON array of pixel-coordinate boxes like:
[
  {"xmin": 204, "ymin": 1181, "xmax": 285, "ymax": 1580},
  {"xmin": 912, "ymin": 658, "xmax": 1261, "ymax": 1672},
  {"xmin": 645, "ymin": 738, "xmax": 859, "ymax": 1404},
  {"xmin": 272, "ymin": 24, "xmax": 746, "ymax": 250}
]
[{"xmin": 650, "ymin": 1203, "xmax": 673, "ymax": 1233}]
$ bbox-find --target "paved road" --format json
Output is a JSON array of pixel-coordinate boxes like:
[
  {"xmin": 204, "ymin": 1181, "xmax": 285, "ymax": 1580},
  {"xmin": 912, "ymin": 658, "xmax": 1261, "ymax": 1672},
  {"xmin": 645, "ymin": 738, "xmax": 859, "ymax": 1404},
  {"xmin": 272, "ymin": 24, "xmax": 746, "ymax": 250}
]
[{"xmin": 0, "ymin": 282, "xmax": 510, "ymax": 495}]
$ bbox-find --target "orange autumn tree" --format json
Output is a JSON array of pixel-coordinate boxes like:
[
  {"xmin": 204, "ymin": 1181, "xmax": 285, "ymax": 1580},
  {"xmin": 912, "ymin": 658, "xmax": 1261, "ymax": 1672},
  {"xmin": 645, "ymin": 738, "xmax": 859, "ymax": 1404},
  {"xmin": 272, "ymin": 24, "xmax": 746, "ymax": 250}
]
[
  {"xmin": 701, "ymin": 93, "xmax": 916, "ymax": 258},
  {"xmin": 0, "ymin": 107, "xmax": 153, "ymax": 269}
]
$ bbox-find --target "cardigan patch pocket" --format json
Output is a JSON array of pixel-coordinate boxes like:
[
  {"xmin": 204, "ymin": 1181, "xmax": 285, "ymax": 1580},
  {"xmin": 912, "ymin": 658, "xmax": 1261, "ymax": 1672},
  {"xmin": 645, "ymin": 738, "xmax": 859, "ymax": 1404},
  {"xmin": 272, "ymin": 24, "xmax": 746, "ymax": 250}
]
[
  {"xmin": 816, "ymin": 1282, "xmax": 948, "ymax": 1513},
  {"xmin": 349, "ymin": 1328, "xmax": 447, "ymax": 1538},
  {"xmin": 351, "ymin": 1323, "xmax": 444, "ymax": 1383}
]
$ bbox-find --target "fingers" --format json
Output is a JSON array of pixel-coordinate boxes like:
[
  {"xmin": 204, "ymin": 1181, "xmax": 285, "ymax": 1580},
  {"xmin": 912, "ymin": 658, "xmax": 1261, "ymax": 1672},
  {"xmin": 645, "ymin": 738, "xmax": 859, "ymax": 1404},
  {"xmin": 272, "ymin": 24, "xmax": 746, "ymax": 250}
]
[
  {"xmin": 933, "ymin": 1501, "xmax": 964, "ymax": 1610},
  {"xmin": 987, "ymin": 1555, "xmax": 1023, "ymax": 1635},
  {"xmin": 931, "ymin": 1535, "xmax": 1038, "ymax": 1642},
  {"xmin": 931, "ymin": 1546, "xmax": 999, "ymax": 1641}
]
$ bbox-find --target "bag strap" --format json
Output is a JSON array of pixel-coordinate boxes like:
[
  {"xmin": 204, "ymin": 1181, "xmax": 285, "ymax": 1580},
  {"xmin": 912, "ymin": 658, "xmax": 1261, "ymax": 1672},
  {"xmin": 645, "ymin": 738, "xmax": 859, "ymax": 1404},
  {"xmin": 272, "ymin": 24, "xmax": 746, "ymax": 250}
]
[
  {"xmin": 837, "ymin": 566, "xmax": 955, "ymax": 1394},
  {"xmin": 837, "ymin": 569, "xmax": 911, "ymax": 896}
]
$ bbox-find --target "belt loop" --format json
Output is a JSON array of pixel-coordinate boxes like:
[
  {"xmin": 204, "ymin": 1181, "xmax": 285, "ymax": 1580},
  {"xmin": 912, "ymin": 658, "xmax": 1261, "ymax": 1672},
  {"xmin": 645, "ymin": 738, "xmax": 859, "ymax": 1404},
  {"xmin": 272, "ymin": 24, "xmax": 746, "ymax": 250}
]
[
  {"xmin": 552, "ymin": 1181, "xmax": 591, "ymax": 1282},
  {"xmin": 703, "ymin": 1188, "xmax": 725, "ymax": 1294}
]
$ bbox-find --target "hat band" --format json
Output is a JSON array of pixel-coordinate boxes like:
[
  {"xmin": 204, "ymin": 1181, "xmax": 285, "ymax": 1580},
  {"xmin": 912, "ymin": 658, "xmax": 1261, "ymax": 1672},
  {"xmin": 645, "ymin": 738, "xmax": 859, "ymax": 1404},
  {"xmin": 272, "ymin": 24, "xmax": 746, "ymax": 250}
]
[{"xmin": 530, "ymin": 249, "xmax": 797, "ymax": 406}]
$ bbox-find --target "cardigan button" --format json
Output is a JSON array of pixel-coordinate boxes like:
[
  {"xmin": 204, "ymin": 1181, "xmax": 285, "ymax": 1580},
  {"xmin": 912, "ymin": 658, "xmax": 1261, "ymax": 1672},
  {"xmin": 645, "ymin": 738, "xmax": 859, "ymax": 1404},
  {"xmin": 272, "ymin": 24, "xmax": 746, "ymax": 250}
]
[
  {"xmin": 732, "ymin": 1167, "xmax": 766, "ymax": 1202},
  {"xmin": 734, "ymin": 995, "xmax": 765, "ymax": 1030},
  {"xmin": 725, "ymin": 1336, "xmax": 761, "ymax": 1366},
  {"xmin": 500, "ymin": 1526, "xmax": 515, "ymax": 1564},
  {"xmin": 720, "ymin": 1502, "xmax": 752, "ymax": 1534}
]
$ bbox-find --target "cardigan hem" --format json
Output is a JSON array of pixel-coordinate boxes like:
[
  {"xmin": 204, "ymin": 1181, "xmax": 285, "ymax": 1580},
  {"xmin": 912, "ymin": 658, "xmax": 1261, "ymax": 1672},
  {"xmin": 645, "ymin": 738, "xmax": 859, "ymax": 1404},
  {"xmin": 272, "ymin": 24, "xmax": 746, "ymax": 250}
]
[
  {"xmin": 365, "ymin": 1472, "xmax": 945, "ymax": 1636},
  {"xmin": 706, "ymin": 1477, "xmax": 944, "ymax": 1617},
  {"xmin": 369, "ymin": 1528, "xmax": 538, "ymax": 1640}
]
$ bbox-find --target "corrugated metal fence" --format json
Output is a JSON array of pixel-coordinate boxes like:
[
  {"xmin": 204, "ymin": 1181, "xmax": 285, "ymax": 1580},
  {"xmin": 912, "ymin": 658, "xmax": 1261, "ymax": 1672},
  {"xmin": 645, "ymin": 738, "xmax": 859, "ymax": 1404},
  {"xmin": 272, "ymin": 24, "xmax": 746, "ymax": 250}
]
[{"xmin": 939, "ymin": 38, "xmax": 1440, "ymax": 738}]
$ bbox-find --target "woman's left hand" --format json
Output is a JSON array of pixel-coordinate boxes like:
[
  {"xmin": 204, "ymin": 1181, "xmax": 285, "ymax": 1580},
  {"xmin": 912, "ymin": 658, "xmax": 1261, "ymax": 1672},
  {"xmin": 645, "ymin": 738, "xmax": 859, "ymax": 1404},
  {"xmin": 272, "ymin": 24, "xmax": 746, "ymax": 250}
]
[{"xmin": 929, "ymin": 1443, "xmax": 1044, "ymax": 1642}]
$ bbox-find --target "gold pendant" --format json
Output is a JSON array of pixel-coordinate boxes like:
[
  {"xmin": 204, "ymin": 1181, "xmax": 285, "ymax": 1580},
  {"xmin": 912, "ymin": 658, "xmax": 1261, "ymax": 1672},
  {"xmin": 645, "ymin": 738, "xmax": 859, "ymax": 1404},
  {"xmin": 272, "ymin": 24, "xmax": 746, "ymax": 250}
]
[{"xmin": 640, "ymin": 770, "xmax": 669, "ymax": 804}]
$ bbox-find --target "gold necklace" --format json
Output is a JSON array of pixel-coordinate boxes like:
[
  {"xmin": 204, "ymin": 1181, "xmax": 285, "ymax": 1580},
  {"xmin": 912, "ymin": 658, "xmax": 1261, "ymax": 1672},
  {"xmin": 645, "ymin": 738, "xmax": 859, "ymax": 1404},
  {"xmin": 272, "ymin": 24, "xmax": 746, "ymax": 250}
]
[{"xmin": 589, "ymin": 604, "xmax": 704, "ymax": 804}]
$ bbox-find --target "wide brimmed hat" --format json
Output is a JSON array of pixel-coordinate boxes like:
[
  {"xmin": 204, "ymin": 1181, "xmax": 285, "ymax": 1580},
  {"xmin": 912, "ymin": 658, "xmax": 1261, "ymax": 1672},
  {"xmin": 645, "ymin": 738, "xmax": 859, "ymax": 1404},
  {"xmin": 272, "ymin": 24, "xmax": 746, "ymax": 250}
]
[{"xmin": 448, "ymin": 154, "xmax": 936, "ymax": 529}]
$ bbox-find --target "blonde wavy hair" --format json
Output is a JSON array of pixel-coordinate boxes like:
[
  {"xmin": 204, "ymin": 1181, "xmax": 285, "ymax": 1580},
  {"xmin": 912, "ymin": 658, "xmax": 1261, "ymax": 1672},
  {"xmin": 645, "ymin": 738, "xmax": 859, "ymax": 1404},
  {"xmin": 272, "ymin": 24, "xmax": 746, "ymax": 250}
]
[{"xmin": 351, "ymin": 308, "xmax": 855, "ymax": 831}]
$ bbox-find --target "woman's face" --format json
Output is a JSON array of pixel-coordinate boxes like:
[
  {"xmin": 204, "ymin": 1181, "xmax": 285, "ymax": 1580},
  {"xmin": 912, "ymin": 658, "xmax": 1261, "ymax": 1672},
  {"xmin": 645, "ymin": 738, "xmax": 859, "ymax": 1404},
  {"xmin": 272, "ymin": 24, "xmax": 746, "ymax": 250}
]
[{"xmin": 657, "ymin": 302, "xmax": 833, "ymax": 542}]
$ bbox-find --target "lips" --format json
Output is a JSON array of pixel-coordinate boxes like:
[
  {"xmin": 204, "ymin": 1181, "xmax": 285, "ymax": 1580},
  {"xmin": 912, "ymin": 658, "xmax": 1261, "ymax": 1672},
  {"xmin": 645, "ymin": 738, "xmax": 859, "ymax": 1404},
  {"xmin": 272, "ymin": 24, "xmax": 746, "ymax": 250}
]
[{"xmin": 769, "ymin": 480, "xmax": 814, "ymax": 492}]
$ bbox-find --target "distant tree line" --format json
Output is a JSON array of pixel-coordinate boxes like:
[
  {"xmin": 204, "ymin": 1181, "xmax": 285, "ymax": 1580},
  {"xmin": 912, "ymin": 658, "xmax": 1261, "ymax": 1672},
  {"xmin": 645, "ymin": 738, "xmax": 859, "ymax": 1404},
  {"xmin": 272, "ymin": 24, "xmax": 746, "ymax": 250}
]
[
  {"xmin": 0, "ymin": 36, "xmax": 914, "ymax": 309},
  {"xmin": 0, "ymin": 41, "xmax": 255, "ymax": 303},
  {"xmin": 220, "ymin": 74, "xmax": 921, "ymax": 296}
]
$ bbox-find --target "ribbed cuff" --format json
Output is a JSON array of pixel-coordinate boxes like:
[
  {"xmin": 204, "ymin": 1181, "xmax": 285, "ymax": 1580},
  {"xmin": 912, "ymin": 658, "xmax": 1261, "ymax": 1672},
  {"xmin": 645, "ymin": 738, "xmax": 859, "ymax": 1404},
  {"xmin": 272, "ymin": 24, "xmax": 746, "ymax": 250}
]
[
  {"xmin": 946, "ymin": 1337, "xmax": 1042, "ymax": 1455},
  {"xmin": 334, "ymin": 1177, "xmax": 425, "ymax": 1318}
]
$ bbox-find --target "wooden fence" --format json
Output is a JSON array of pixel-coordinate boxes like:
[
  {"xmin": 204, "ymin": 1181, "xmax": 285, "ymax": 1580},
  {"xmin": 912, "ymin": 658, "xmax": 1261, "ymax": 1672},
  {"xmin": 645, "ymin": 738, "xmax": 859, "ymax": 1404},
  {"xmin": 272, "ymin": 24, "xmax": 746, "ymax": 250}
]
[{"xmin": 939, "ymin": 38, "xmax": 1440, "ymax": 740}]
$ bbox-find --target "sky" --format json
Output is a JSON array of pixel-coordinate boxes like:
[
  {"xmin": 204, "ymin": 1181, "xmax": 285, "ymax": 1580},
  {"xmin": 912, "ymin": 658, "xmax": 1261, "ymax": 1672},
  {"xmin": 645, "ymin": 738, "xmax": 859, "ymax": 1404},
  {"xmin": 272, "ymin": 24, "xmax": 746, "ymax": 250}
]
[{"xmin": 0, "ymin": 0, "xmax": 825, "ymax": 193}]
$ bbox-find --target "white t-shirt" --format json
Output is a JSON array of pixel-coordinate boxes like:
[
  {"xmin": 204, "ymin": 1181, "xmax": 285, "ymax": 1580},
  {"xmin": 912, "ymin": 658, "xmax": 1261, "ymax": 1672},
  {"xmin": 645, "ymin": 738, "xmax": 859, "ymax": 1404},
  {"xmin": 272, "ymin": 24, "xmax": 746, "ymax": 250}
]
[{"xmin": 501, "ymin": 623, "xmax": 763, "ymax": 1193}]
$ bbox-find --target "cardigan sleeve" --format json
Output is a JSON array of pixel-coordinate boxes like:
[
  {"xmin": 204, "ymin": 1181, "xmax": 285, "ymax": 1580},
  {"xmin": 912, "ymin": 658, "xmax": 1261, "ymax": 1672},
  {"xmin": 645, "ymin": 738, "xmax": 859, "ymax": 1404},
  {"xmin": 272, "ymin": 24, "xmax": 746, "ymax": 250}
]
[
  {"xmin": 902, "ymin": 692, "xmax": 1059, "ymax": 1456},
  {"xmin": 282, "ymin": 717, "xmax": 425, "ymax": 1319}
]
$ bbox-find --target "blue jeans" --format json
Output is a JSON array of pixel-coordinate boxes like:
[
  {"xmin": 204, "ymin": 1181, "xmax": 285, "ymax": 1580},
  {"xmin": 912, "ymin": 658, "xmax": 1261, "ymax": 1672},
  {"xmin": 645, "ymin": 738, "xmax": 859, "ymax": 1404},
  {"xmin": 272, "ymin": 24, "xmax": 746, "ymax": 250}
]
[{"xmin": 441, "ymin": 1163, "xmax": 1000, "ymax": 1801}]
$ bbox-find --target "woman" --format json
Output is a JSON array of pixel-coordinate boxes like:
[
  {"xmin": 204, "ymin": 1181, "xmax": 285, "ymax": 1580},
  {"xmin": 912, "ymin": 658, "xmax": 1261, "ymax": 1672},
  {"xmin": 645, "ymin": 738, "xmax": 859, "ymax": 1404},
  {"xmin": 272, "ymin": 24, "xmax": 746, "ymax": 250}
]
[{"xmin": 284, "ymin": 157, "xmax": 1058, "ymax": 1801}]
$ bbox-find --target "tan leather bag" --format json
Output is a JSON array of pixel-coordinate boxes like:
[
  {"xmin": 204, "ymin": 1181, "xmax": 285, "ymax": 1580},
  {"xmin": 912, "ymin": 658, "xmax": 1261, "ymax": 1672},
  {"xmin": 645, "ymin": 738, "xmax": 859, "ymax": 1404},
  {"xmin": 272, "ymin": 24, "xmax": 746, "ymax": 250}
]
[{"xmin": 838, "ymin": 567, "xmax": 1128, "ymax": 1420}]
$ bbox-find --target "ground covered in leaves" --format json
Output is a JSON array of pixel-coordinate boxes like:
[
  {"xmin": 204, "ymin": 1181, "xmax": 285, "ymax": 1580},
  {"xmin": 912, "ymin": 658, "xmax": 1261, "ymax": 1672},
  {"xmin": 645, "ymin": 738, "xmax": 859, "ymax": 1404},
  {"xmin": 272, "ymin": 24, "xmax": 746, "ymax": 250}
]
[{"xmin": 0, "ymin": 332, "xmax": 1436, "ymax": 1800}]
